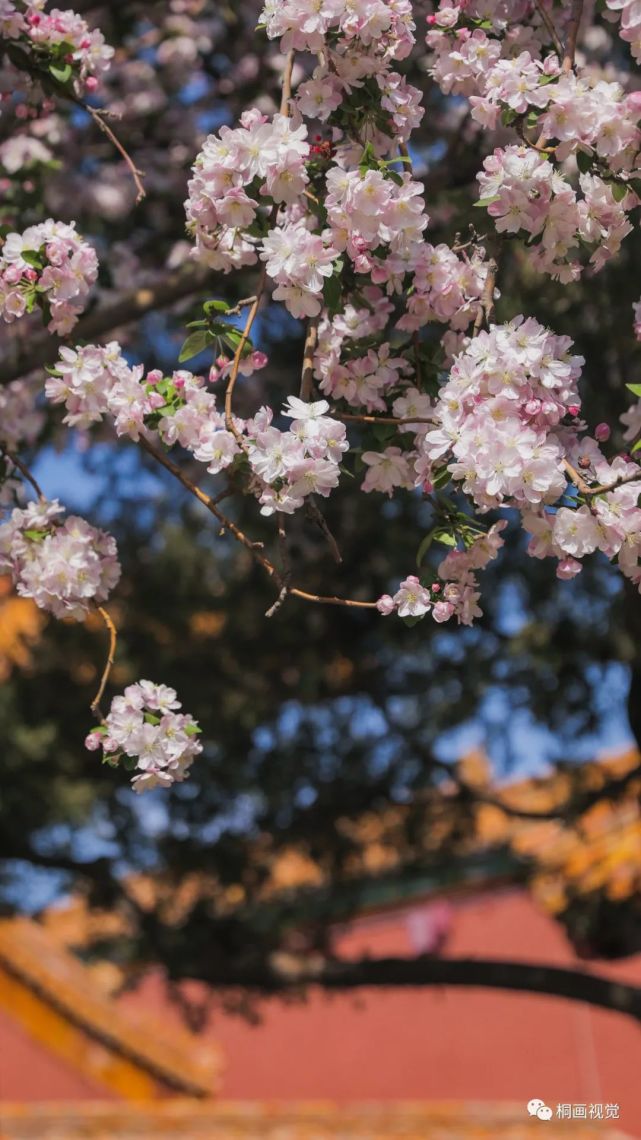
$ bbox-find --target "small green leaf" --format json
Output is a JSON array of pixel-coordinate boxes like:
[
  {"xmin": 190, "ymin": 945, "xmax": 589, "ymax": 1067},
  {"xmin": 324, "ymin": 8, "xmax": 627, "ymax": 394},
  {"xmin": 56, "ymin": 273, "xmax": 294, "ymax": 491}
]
[
  {"xmin": 323, "ymin": 272, "xmax": 342, "ymax": 316},
  {"xmin": 474, "ymin": 195, "xmax": 500, "ymax": 208},
  {"xmin": 24, "ymin": 529, "xmax": 47, "ymax": 541},
  {"xmin": 204, "ymin": 299, "xmax": 230, "ymax": 314},
  {"xmin": 432, "ymin": 527, "xmax": 457, "ymax": 548},
  {"xmin": 144, "ymin": 713, "xmax": 161, "ymax": 725},
  {"xmin": 21, "ymin": 249, "xmax": 43, "ymax": 269},
  {"xmin": 611, "ymin": 181, "xmax": 628, "ymax": 203},
  {"xmin": 632, "ymin": 438, "xmax": 641, "ymax": 452},
  {"xmin": 49, "ymin": 62, "xmax": 73, "ymax": 85},
  {"xmin": 401, "ymin": 614, "xmax": 425, "ymax": 627},
  {"xmin": 184, "ymin": 724, "xmax": 202, "ymax": 736},
  {"xmin": 575, "ymin": 149, "xmax": 592, "ymax": 174},
  {"xmin": 431, "ymin": 465, "xmax": 452, "ymax": 490},
  {"xmin": 178, "ymin": 329, "xmax": 213, "ymax": 362},
  {"xmin": 626, "ymin": 383, "xmax": 641, "ymax": 397},
  {"xmin": 416, "ymin": 531, "xmax": 435, "ymax": 568}
]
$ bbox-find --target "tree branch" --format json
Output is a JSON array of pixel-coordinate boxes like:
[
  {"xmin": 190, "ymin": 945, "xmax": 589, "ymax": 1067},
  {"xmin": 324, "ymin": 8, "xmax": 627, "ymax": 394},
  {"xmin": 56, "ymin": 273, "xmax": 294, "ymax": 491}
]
[
  {"xmin": 0, "ymin": 266, "xmax": 210, "ymax": 387},
  {"xmin": 194, "ymin": 953, "xmax": 641, "ymax": 1024}
]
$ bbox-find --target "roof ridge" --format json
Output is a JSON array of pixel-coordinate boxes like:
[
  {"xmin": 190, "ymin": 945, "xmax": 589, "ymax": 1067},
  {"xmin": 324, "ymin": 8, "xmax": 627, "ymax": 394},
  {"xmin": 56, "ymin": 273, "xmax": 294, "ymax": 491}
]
[{"xmin": 0, "ymin": 917, "xmax": 220, "ymax": 1098}]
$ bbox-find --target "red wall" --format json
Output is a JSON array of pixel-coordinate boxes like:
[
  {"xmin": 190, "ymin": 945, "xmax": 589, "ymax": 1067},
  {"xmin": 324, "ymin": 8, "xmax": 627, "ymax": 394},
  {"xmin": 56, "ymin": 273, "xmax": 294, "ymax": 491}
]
[
  {"xmin": 0, "ymin": 1006, "xmax": 110, "ymax": 1101},
  {"xmin": 119, "ymin": 887, "xmax": 641, "ymax": 1137}
]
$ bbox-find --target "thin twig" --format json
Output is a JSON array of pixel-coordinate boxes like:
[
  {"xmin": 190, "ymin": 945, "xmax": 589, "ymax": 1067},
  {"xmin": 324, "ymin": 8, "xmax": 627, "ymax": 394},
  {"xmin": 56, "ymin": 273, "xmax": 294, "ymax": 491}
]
[
  {"xmin": 472, "ymin": 257, "xmax": 498, "ymax": 336},
  {"xmin": 563, "ymin": 458, "xmax": 641, "ymax": 498},
  {"xmin": 305, "ymin": 498, "xmax": 343, "ymax": 565},
  {"xmin": 533, "ymin": 0, "xmax": 564, "ymax": 57},
  {"xmin": 562, "ymin": 0, "xmax": 584, "ymax": 71},
  {"xmin": 300, "ymin": 314, "xmax": 319, "ymax": 401},
  {"xmin": 265, "ymin": 513, "xmax": 291, "ymax": 617},
  {"xmin": 87, "ymin": 106, "xmax": 145, "ymax": 203},
  {"xmin": 139, "ymin": 437, "xmax": 377, "ymax": 610},
  {"xmin": 224, "ymin": 269, "xmax": 267, "ymax": 444},
  {"xmin": 91, "ymin": 606, "xmax": 117, "ymax": 718},
  {"xmin": 280, "ymin": 50, "xmax": 295, "ymax": 115},
  {"xmin": 336, "ymin": 413, "xmax": 435, "ymax": 427},
  {"xmin": 0, "ymin": 448, "xmax": 44, "ymax": 499}
]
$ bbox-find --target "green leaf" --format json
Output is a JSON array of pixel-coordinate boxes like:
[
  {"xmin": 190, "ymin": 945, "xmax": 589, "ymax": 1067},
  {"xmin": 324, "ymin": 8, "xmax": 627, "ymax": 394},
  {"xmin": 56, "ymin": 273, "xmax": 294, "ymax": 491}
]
[
  {"xmin": 401, "ymin": 614, "xmax": 425, "ymax": 628},
  {"xmin": 144, "ymin": 713, "xmax": 161, "ymax": 725},
  {"xmin": 184, "ymin": 724, "xmax": 202, "ymax": 736},
  {"xmin": 474, "ymin": 195, "xmax": 500, "ymax": 208},
  {"xmin": 416, "ymin": 532, "xmax": 435, "ymax": 568},
  {"xmin": 21, "ymin": 250, "xmax": 43, "ymax": 269},
  {"xmin": 431, "ymin": 527, "xmax": 457, "ymax": 548},
  {"xmin": 358, "ymin": 142, "xmax": 377, "ymax": 173},
  {"xmin": 24, "ymin": 529, "xmax": 47, "ymax": 542},
  {"xmin": 575, "ymin": 149, "xmax": 592, "ymax": 175},
  {"xmin": 626, "ymin": 383, "xmax": 641, "ymax": 397},
  {"xmin": 178, "ymin": 329, "xmax": 213, "ymax": 362},
  {"xmin": 49, "ymin": 62, "xmax": 73, "ymax": 85},
  {"xmin": 204, "ymin": 299, "xmax": 230, "ymax": 314},
  {"xmin": 632, "ymin": 439, "xmax": 641, "ymax": 452},
  {"xmin": 323, "ymin": 272, "xmax": 342, "ymax": 316},
  {"xmin": 221, "ymin": 329, "xmax": 252, "ymax": 356},
  {"xmin": 611, "ymin": 181, "xmax": 628, "ymax": 203},
  {"xmin": 431, "ymin": 465, "xmax": 452, "ymax": 490}
]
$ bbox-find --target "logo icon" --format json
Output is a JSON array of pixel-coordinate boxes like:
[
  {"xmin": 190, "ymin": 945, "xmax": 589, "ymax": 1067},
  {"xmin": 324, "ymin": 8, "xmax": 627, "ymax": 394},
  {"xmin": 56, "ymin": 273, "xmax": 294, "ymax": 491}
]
[{"xmin": 527, "ymin": 1099, "xmax": 553, "ymax": 1121}]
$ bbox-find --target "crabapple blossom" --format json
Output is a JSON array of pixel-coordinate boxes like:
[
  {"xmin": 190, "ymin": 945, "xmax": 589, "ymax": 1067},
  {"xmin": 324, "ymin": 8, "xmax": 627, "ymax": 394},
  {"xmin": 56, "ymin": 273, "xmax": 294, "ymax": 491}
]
[
  {"xmin": 7, "ymin": 0, "xmax": 641, "ymax": 791},
  {"xmin": 0, "ymin": 498, "xmax": 120, "ymax": 620},
  {"xmin": 86, "ymin": 681, "xmax": 202, "ymax": 793},
  {"xmin": 0, "ymin": 219, "xmax": 97, "ymax": 332},
  {"xmin": 1, "ymin": 0, "xmax": 113, "ymax": 95}
]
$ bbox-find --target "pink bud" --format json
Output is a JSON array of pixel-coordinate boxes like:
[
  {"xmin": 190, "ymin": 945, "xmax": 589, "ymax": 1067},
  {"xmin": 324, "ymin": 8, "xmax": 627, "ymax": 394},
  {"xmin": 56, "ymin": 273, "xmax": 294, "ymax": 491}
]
[
  {"xmin": 568, "ymin": 404, "xmax": 581, "ymax": 417},
  {"xmin": 524, "ymin": 399, "xmax": 541, "ymax": 417},
  {"xmin": 432, "ymin": 601, "xmax": 455, "ymax": 623},
  {"xmin": 431, "ymin": 582, "xmax": 441, "ymax": 593},
  {"xmin": 556, "ymin": 557, "xmax": 582, "ymax": 580},
  {"xmin": 85, "ymin": 76, "xmax": 99, "ymax": 92},
  {"xmin": 422, "ymin": 480, "xmax": 433, "ymax": 494},
  {"xmin": 146, "ymin": 369, "xmax": 163, "ymax": 385},
  {"xmin": 23, "ymin": 268, "xmax": 38, "ymax": 283},
  {"xmin": 376, "ymin": 594, "xmax": 396, "ymax": 615},
  {"xmin": 85, "ymin": 731, "xmax": 102, "ymax": 752},
  {"xmin": 595, "ymin": 422, "xmax": 611, "ymax": 442}
]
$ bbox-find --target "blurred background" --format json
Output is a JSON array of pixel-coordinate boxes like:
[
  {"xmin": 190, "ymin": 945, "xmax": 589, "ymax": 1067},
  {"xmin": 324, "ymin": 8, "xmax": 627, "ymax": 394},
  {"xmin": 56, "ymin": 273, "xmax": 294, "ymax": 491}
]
[{"xmin": 1, "ymin": 1, "xmax": 641, "ymax": 1136}]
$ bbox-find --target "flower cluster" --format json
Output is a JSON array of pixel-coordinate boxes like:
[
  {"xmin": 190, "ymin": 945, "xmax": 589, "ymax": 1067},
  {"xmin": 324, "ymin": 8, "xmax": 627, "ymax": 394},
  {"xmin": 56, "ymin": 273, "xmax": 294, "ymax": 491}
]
[
  {"xmin": 325, "ymin": 166, "xmax": 428, "ymax": 280},
  {"xmin": 186, "ymin": 110, "xmax": 310, "ymax": 273},
  {"xmin": 422, "ymin": 317, "xmax": 582, "ymax": 510},
  {"xmin": 477, "ymin": 148, "xmax": 633, "ymax": 281},
  {"xmin": 247, "ymin": 396, "xmax": 348, "ymax": 515},
  {"xmin": 1, "ymin": 0, "xmax": 113, "ymax": 95},
  {"xmin": 46, "ymin": 347, "xmax": 348, "ymax": 513},
  {"xmin": 523, "ymin": 442, "xmax": 641, "ymax": 586},
  {"xmin": 85, "ymin": 681, "xmax": 202, "ymax": 794},
  {"xmin": 427, "ymin": 3, "xmax": 641, "ymax": 280},
  {"xmin": 377, "ymin": 522, "xmax": 507, "ymax": 626},
  {"xmin": 397, "ymin": 242, "xmax": 488, "ymax": 334},
  {"xmin": 263, "ymin": 0, "xmax": 421, "ymax": 152},
  {"xmin": 0, "ymin": 219, "xmax": 98, "ymax": 332},
  {"xmin": 0, "ymin": 498, "xmax": 120, "ymax": 619}
]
